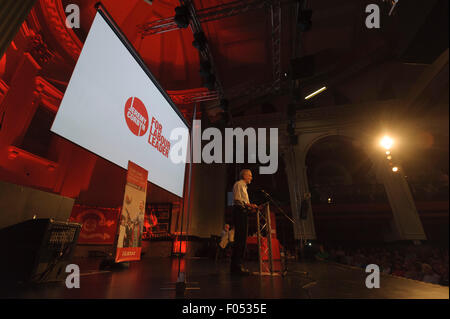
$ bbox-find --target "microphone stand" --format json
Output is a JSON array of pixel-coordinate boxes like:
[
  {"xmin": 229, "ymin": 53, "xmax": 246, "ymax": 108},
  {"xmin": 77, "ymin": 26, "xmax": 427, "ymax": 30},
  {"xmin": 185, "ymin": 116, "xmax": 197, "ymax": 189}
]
[{"xmin": 260, "ymin": 190, "xmax": 295, "ymax": 276}]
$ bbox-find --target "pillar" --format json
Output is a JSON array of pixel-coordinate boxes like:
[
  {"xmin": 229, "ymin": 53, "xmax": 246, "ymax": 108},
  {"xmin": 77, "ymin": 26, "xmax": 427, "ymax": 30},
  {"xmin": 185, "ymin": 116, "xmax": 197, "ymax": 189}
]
[
  {"xmin": 283, "ymin": 145, "xmax": 316, "ymax": 240},
  {"xmin": 376, "ymin": 158, "xmax": 426, "ymax": 241}
]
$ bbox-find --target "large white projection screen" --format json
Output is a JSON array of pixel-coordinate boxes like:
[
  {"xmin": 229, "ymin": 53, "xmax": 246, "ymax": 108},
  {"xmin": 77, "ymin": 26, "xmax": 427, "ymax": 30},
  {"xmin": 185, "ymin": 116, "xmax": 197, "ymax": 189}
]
[{"xmin": 51, "ymin": 10, "xmax": 188, "ymax": 197}]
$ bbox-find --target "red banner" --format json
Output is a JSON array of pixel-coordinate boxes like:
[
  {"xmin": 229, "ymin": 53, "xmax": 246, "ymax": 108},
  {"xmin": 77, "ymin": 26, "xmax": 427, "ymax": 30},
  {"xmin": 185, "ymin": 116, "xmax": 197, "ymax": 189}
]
[
  {"xmin": 115, "ymin": 161, "xmax": 148, "ymax": 262},
  {"xmin": 69, "ymin": 205, "xmax": 120, "ymax": 244}
]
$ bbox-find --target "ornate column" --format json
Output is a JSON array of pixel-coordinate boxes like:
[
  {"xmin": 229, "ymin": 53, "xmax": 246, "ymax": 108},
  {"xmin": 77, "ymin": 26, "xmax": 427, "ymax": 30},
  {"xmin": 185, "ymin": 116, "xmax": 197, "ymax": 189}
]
[
  {"xmin": 375, "ymin": 157, "xmax": 426, "ymax": 241},
  {"xmin": 283, "ymin": 144, "xmax": 316, "ymax": 240}
]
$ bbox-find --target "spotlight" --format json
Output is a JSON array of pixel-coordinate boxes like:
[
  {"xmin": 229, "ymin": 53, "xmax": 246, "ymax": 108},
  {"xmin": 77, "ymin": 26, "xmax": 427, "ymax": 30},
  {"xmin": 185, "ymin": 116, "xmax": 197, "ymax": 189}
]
[
  {"xmin": 174, "ymin": 5, "xmax": 190, "ymax": 28},
  {"xmin": 392, "ymin": 167, "xmax": 399, "ymax": 172},
  {"xmin": 385, "ymin": 151, "xmax": 390, "ymax": 155},
  {"xmin": 387, "ymin": 155, "xmax": 392, "ymax": 160},
  {"xmin": 192, "ymin": 32, "xmax": 207, "ymax": 51},
  {"xmin": 380, "ymin": 135, "xmax": 394, "ymax": 150}
]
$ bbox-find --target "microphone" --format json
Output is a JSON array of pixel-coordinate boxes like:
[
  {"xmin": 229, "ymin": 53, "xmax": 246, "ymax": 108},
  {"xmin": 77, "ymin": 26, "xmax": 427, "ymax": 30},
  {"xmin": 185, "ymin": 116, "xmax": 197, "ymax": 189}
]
[{"xmin": 260, "ymin": 189, "xmax": 270, "ymax": 197}]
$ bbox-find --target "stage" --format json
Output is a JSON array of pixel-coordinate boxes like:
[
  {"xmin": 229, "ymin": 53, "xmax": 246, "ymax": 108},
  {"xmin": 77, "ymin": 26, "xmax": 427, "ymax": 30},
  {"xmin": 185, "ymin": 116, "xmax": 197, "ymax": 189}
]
[{"xmin": 1, "ymin": 257, "xmax": 448, "ymax": 299}]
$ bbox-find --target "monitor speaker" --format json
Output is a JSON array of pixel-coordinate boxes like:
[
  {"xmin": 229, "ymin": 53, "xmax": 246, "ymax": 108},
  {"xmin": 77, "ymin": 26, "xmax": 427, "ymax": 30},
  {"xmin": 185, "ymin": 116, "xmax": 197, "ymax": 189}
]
[{"xmin": 0, "ymin": 218, "xmax": 81, "ymax": 285}]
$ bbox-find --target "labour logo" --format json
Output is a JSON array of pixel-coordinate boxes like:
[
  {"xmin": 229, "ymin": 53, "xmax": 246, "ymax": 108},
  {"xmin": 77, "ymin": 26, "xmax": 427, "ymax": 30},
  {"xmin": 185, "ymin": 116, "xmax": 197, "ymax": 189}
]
[{"xmin": 124, "ymin": 97, "xmax": 149, "ymax": 136}]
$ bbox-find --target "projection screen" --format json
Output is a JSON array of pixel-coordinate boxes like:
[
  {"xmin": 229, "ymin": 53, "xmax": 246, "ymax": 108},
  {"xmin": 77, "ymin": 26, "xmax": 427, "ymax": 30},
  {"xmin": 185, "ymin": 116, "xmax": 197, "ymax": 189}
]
[{"xmin": 51, "ymin": 7, "xmax": 189, "ymax": 197}]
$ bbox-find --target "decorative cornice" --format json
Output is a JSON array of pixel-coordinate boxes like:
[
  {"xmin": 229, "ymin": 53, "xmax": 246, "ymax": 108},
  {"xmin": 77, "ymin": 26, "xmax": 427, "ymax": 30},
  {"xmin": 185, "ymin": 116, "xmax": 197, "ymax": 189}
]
[
  {"xmin": 0, "ymin": 79, "xmax": 9, "ymax": 105},
  {"xmin": 35, "ymin": 76, "xmax": 63, "ymax": 112},
  {"xmin": 38, "ymin": 0, "xmax": 82, "ymax": 61},
  {"xmin": 26, "ymin": 33, "xmax": 54, "ymax": 65}
]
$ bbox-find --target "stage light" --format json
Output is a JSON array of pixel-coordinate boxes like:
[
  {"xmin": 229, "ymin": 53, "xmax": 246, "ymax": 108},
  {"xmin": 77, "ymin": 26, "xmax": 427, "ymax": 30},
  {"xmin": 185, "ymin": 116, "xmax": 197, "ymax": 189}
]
[
  {"xmin": 392, "ymin": 167, "xmax": 399, "ymax": 172},
  {"xmin": 305, "ymin": 86, "xmax": 327, "ymax": 100},
  {"xmin": 327, "ymin": 197, "xmax": 332, "ymax": 203},
  {"xmin": 387, "ymin": 155, "xmax": 392, "ymax": 160},
  {"xmin": 8, "ymin": 150, "xmax": 18, "ymax": 160},
  {"xmin": 174, "ymin": 6, "xmax": 190, "ymax": 28},
  {"xmin": 192, "ymin": 32, "xmax": 207, "ymax": 51},
  {"xmin": 380, "ymin": 135, "xmax": 394, "ymax": 150},
  {"xmin": 386, "ymin": 151, "xmax": 390, "ymax": 155}
]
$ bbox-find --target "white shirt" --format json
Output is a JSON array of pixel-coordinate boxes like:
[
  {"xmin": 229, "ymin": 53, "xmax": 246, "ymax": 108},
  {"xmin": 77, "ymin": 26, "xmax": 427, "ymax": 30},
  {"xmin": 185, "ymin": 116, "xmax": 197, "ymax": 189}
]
[{"xmin": 233, "ymin": 180, "xmax": 250, "ymax": 206}]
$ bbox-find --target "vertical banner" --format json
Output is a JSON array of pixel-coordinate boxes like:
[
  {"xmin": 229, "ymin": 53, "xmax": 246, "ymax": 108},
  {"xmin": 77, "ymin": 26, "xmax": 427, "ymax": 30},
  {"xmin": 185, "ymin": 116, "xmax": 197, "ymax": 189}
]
[{"xmin": 115, "ymin": 161, "xmax": 148, "ymax": 262}]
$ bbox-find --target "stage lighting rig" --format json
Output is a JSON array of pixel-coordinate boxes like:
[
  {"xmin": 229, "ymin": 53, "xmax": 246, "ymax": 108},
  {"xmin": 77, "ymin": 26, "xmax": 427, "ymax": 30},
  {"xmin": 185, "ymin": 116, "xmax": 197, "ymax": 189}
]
[
  {"xmin": 192, "ymin": 32, "xmax": 207, "ymax": 51},
  {"xmin": 174, "ymin": 5, "xmax": 190, "ymax": 28}
]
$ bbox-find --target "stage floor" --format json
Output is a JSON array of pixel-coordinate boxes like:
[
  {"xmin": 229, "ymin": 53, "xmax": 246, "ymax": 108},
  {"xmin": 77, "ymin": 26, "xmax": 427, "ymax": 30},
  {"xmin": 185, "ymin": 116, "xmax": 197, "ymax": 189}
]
[{"xmin": 1, "ymin": 257, "xmax": 448, "ymax": 299}]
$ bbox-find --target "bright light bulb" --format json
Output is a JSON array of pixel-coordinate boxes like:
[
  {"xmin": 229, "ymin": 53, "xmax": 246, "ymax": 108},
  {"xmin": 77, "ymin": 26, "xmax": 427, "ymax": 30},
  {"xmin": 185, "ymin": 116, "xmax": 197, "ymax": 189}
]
[{"xmin": 380, "ymin": 136, "xmax": 394, "ymax": 150}]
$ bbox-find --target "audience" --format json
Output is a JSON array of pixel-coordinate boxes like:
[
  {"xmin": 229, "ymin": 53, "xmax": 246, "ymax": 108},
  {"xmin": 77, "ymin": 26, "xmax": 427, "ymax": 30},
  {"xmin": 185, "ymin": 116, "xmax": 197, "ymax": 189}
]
[{"xmin": 319, "ymin": 243, "xmax": 449, "ymax": 286}]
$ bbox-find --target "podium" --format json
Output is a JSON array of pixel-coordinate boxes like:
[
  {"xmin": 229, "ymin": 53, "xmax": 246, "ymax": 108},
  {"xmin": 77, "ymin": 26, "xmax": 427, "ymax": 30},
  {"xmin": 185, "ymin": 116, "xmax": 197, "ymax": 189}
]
[{"xmin": 254, "ymin": 203, "xmax": 283, "ymax": 276}]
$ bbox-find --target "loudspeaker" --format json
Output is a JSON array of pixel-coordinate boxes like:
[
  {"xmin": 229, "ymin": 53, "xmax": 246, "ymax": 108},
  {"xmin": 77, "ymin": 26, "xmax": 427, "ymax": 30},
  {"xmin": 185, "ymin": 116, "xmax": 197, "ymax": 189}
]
[{"xmin": 0, "ymin": 218, "xmax": 81, "ymax": 285}]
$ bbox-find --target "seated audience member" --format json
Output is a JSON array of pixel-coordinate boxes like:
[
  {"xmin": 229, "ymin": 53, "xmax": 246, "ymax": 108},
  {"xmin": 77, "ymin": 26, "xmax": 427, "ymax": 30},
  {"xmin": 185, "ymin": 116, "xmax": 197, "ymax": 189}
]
[
  {"xmin": 422, "ymin": 263, "xmax": 441, "ymax": 284},
  {"xmin": 380, "ymin": 261, "xmax": 392, "ymax": 274},
  {"xmin": 391, "ymin": 263, "xmax": 406, "ymax": 277},
  {"xmin": 404, "ymin": 262, "xmax": 423, "ymax": 281},
  {"xmin": 217, "ymin": 224, "xmax": 234, "ymax": 260},
  {"xmin": 315, "ymin": 244, "xmax": 329, "ymax": 261}
]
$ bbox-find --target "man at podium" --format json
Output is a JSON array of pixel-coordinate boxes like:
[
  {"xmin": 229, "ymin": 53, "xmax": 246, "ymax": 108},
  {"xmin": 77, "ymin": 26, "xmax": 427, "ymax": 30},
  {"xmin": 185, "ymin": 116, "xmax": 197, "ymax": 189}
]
[{"xmin": 230, "ymin": 169, "xmax": 259, "ymax": 275}]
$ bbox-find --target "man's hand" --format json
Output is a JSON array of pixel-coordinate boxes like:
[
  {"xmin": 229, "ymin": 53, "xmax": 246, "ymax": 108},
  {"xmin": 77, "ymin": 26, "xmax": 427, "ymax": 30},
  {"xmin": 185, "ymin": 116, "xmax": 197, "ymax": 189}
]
[{"xmin": 245, "ymin": 203, "xmax": 259, "ymax": 213}]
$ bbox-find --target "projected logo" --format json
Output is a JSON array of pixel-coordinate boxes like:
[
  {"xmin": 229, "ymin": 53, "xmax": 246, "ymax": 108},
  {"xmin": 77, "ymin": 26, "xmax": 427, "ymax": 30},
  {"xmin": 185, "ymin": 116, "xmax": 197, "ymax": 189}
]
[
  {"xmin": 124, "ymin": 97, "xmax": 149, "ymax": 136},
  {"xmin": 124, "ymin": 97, "xmax": 171, "ymax": 158}
]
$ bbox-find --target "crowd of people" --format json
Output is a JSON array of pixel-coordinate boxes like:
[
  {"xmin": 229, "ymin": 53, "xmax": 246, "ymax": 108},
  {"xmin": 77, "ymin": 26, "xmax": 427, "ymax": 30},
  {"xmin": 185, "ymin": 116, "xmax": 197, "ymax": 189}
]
[{"xmin": 315, "ymin": 243, "xmax": 449, "ymax": 286}]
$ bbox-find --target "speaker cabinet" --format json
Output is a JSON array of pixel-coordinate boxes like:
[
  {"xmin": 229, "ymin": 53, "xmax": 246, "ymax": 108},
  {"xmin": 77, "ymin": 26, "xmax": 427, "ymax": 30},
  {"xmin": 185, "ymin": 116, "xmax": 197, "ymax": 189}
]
[{"xmin": 0, "ymin": 218, "xmax": 81, "ymax": 285}]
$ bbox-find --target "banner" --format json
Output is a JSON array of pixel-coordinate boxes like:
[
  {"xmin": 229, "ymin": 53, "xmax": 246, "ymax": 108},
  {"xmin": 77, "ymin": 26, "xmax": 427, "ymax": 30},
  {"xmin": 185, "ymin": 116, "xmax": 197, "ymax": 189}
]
[
  {"xmin": 69, "ymin": 205, "xmax": 120, "ymax": 244},
  {"xmin": 115, "ymin": 161, "xmax": 148, "ymax": 262}
]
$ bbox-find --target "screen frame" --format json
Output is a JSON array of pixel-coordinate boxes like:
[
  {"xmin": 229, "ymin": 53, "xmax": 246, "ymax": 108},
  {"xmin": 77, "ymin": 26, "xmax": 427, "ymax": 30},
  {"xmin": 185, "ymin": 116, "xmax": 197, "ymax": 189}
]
[
  {"xmin": 94, "ymin": 2, "xmax": 190, "ymax": 129},
  {"xmin": 50, "ymin": 2, "xmax": 190, "ymax": 198}
]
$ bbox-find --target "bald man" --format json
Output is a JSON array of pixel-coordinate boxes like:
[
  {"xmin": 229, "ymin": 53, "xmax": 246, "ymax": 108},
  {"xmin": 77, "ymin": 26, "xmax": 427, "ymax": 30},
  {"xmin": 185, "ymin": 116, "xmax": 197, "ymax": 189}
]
[{"xmin": 230, "ymin": 169, "xmax": 259, "ymax": 275}]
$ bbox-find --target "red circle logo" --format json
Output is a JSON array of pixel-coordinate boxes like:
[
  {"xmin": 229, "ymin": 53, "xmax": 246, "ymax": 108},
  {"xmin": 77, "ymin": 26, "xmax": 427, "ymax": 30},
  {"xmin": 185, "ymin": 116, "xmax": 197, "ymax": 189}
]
[{"xmin": 124, "ymin": 97, "xmax": 149, "ymax": 136}]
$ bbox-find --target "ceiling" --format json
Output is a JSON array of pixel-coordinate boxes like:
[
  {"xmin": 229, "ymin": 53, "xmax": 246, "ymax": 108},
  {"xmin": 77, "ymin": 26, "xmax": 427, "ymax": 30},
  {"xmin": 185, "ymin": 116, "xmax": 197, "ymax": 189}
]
[{"xmin": 31, "ymin": 0, "xmax": 448, "ymax": 118}]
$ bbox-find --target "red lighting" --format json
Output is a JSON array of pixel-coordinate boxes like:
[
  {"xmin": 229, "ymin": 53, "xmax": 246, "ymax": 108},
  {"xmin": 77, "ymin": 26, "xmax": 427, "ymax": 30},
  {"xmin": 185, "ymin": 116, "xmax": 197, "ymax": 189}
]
[
  {"xmin": 8, "ymin": 150, "xmax": 19, "ymax": 159},
  {"xmin": 7, "ymin": 146, "xmax": 58, "ymax": 170},
  {"xmin": 172, "ymin": 240, "xmax": 187, "ymax": 254}
]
